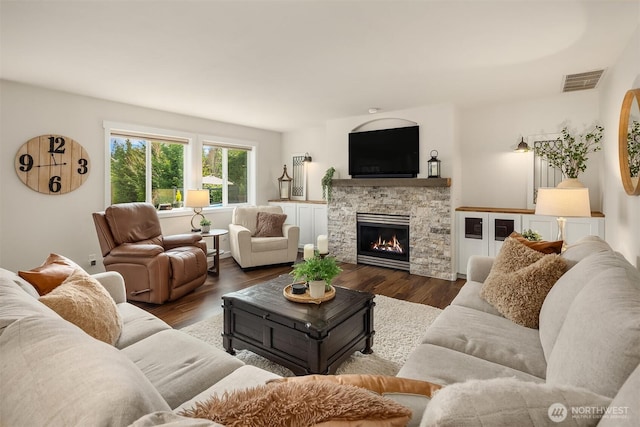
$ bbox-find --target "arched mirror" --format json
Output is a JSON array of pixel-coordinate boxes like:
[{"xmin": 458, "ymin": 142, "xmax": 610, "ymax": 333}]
[{"xmin": 619, "ymin": 88, "xmax": 640, "ymax": 195}]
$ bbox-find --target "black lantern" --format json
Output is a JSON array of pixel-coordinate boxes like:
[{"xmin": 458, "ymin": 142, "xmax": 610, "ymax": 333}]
[
  {"xmin": 427, "ymin": 150, "xmax": 441, "ymax": 178},
  {"xmin": 278, "ymin": 165, "xmax": 293, "ymax": 199}
]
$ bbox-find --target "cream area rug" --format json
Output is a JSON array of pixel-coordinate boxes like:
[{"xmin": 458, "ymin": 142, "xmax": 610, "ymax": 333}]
[{"xmin": 181, "ymin": 294, "xmax": 442, "ymax": 377}]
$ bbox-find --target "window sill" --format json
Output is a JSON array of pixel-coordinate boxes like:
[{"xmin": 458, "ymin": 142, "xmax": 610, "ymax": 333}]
[{"xmin": 156, "ymin": 206, "xmax": 235, "ymax": 218}]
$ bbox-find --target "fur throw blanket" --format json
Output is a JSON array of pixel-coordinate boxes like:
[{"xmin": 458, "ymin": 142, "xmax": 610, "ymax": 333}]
[{"xmin": 179, "ymin": 381, "xmax": 412, "ymax": 427}]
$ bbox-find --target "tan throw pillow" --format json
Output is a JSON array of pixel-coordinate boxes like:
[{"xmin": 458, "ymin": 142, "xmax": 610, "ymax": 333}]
[
  {"xmin": 509, "ymin": 232, "xmax": 563, "ymax": 254},
  {"xmin": 39, "ymin": 268, "xmax": 123, "ymax": 345},
  {"xmin": 18, "ymin": 253, "xmax": 80, "ymax": 295},
  {"xmin": 179, "ymin": 381, "xmax": 411, "ymax": 427},
  {"xmin": 269, "ymin": 374, "xmax": 442, "ymax": 398},
  {"xmin": 254, "ymin": 211, "xmax": 287, "ymax": 237},
  {"xmin": 480, "ymin": 237, "xmax": 567, "ymax": 328}
]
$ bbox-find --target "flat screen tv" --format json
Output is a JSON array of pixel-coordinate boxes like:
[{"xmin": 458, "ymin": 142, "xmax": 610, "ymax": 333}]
[{"xmin": 349, "ymin": 125, "xmax": 419, "ymax": 178}]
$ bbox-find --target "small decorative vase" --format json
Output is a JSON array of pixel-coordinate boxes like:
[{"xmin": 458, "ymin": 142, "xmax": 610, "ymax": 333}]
[
  {"xmin": 557, "ymin": 178, "xmax": 584, "ymax": 188},
  {"xmin": 202, "ymin": 225, "xmax": 210, "ymax": 233},
  {"xmin": 308, "ymin": 280, "xmax": 326, "ymax": 299}
]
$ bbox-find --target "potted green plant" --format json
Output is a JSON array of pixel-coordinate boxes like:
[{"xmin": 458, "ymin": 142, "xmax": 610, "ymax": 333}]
[
  {"xmin": 627, "ymin": 120, "xmax": 640, "ymax": 179},
  {"xmin": 521, "ymin": 229, "xmax": 542, "ymax": 242},
  {"xmin": 534, "ymin": 124, "xmax": 604, "ymax": 187},
  {"xmin": 321, "ymin": 167, "xmax": 336, "ymax": 202},
  {"xmin": 291, "ymin": 254, "xmax": 342, "ymax": 298},
  {"xmin": 200, "ymin": 218, "xmax": 211, "ymax": 233}
]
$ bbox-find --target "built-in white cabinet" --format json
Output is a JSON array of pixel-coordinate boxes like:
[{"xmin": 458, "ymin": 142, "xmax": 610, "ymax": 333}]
[
  {"xmin": 521, "ymin": 215, "xmax": 604, "ymax": 243},
  {"xmin": 456, "ymin": 209, "xmax": 604, "ymax": 276},
  {"xmin": 269, "ymin": 201, "xmax": 328, "ymax": 248},
  {"xmin": 456, "ymin": 211, "xmax": 521, "ymax": 275}
]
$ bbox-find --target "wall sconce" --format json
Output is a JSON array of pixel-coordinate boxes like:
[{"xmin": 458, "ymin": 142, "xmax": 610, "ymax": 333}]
[
  {"xmin": 514, "ymin": 137, "xmax": 531, "ymax": 153},
  {"xmin": 186, "ymin": 189, "xmax": 210, "ymax": 232},
  {"xmin": 278, "ymin": 165, "xmax": 293, "ymax": 199},
  {"xmin": 427, "ymin": 150, "xmax": 441, "ymax": 178},
  {"xmin": 303, "ymin": 152, "xmax": 312, "ymax": 162}
]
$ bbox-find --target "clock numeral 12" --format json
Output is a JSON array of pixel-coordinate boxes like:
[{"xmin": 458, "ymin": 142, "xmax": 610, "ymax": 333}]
[{"xmin": 48, "ymin": 136, "xmax": 66, "ymax": 154}]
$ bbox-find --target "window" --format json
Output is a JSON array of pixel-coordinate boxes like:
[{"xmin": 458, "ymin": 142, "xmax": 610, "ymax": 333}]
[
  {"xmin": 105, "ymin": 121, "xmax": 256, "ymax": 209},
  {"xmin": 109, "ymin": 130, "xmax": 187, "ymax": 207},
  {"xmin": 202, "ymin": 142, "xmax": 251, "ymax": 206}
]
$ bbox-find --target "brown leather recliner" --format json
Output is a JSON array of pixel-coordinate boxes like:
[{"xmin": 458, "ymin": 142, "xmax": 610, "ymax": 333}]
[{"xmin": 92, "ymin": 202, "xmax": 208, "ymax": 304}]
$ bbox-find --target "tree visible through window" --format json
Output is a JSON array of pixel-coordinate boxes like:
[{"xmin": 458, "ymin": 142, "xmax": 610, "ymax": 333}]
[
  {"xmin": 110, "ymin": 136, "xmax": 184, "ymax": 207},
  {"xmin": 202, "ymin": 144, "xmax": 248, "ymax": 206}
]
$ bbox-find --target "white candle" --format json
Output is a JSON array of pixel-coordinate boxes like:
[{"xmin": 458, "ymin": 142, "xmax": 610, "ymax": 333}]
[
  {"xmin": 303, "ymin": 244, "xmax": 315, "ymax": 261},
  {"xmin": 280, "ymin": 186, "xmax": 289, "ymax": 199},
  {"xmin": 317, "ymin": 235, "xmax": 329, "ymax": 255}
]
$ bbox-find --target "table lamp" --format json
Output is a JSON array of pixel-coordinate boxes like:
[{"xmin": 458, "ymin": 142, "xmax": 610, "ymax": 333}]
[
  {"xmin": 186, "ymin": 189, "xmax": 210, "ymax": 232},
  {"xmin": 535, "ymin": 187, "xmax": 591, "ymax": 251}
]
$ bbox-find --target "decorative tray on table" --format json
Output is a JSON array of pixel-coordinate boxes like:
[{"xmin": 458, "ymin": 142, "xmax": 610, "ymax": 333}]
[{"xmin": 283, "ymin": 283, "xmax": 336, "ymax": 304}]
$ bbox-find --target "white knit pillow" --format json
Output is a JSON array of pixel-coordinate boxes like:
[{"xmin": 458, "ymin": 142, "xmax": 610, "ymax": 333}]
[{"xmin": 422, "ymin": 378, "xmax": 612, "ymax": 427}]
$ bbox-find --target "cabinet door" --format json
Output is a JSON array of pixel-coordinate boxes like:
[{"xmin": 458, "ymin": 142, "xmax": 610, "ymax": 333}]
[
  {"xmin": 456, "ymin": 212, "xmax": 488, "ymax": 275},
  {"xmin": 297, "ymin": 204, "xmax": 314, "ymax": 246},
  {"xmin": 269, "ymin": 202, "xmax": 297, "ymax": 224},
  {"xmin": 488, "ymin": 213, "xmax": 522, "ymax": 256},
  {"xmin": 565, "ymin": 217, "xmax": 604, "ymax": 241},
  {"xmin": 521, "ymin": 215, "xmax": 557, "ymax": 241},
  {"xmin": 312, "ymin": 205, "xmax": 328, "ymax": 237}
]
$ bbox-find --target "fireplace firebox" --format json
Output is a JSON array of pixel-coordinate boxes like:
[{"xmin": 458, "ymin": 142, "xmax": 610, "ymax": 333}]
[{"xmin": 356, "ymin": 213, "xmax": 410, "ymax": 271}]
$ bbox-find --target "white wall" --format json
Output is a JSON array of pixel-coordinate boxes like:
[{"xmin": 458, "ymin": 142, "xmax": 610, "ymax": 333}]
[
  {"xmin": 282, "ymin": 104, "xmax": 458, "ymax": 202},
  {"xmin": 459, "ymin": 91, "xmax": 602, "ymax": 210},
  {"xmin": 599, "ymin": 28, "xmax": 640, "ymax": 269},
  {"xmin": 282, "ymin": 125, "xmax": 327, "ymax": 201},
  {"xmin": 0, "ymin": 80, "xmax": 282, "ymax": 272}
]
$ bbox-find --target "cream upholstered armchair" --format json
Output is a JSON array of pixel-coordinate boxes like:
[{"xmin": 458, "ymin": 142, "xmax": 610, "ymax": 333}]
[
  {"xmin": 229, "ymin": 205, "xmax": 300, "ymax": 269},
  {"xmin": 92, "ymin": 202, "xmax": 208, "ymax": 304}
]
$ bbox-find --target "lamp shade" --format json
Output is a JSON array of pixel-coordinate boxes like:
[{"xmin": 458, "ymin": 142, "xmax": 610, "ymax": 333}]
[
  {"xmin": 186, "ymin": 189, "xmax": 210, "ymax": 208},
  {"xmin": 535, "ymin": 188, "xmax": 591, "ymax": 217}
]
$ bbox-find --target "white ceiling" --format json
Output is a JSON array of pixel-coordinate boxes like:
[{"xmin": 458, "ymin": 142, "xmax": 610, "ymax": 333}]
[{"xmin": 1, "ymin": 1, "xmax": 638, "ymax": 132}]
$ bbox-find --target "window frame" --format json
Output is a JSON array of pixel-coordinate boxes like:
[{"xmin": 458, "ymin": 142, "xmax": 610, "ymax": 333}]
[
  {"xmin": 199, "ymin": 135, "xmax": 256, "ymax": 208},
  {"xmin": 103, "ymin": 121, "xmax": 256, "ymax": 212}
]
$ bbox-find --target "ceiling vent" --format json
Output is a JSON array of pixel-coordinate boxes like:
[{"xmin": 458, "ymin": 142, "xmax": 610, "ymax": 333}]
[{"xmin": 562, "ymin": 69, "xmax": 605, "ymax": 92}]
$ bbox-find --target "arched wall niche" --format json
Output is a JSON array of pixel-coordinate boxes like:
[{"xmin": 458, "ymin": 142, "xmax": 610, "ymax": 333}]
[{"xmin": 351, "ymin": 118, "xmax": 418, "ymax": 132}]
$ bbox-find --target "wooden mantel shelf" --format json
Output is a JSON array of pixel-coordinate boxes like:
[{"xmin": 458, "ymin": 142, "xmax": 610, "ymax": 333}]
[
  {"xmin": 332, "ymin": 178, "xmax": 451, "ymax": 187},
  {"xmin": 456, "ymin": 206, "xmax": 604, "ymax": 217}
]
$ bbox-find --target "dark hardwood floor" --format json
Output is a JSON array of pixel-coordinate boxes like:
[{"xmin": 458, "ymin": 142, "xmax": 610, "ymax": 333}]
[{"xmin": 134, "ymin": 256, "xmax": 466, "ymax": 329}]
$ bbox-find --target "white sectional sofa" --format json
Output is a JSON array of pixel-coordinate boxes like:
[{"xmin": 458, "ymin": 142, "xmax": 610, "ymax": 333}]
[
  {"xmin": 399, "ymin": 236, "xmax": 640, "ymax": 426},
  {"xmin": 1, "ymin": 235, "xmax": 638, "ymax": 426}
]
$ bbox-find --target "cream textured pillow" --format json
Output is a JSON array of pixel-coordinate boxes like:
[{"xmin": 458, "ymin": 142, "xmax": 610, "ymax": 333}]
[
  {"xmin": 254, "ymin": 211, "xmax": 287, "ymax": 237},
  {"xmin": 39, "ymin": 268, "xmax": 123, "ymax": 345},
  {"xmin": 480, "ymin": 237, "xmax": 566, "ymax": 328}
]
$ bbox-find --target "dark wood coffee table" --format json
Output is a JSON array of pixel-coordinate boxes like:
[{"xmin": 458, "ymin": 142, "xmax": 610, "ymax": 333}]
[{"xmin": 222, "ymin": 276, "xmax": 375, "ymax": 375}]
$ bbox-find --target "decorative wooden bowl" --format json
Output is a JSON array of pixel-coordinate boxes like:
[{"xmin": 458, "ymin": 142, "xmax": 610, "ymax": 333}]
[{"xmin": 283, "ymin": 283, "xmax": 336, "ymax": 304}]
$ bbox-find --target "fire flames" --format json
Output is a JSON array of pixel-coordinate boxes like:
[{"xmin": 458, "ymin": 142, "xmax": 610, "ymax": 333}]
[{"xmin": 371, "ymin": 235, "xmax": 404, "ymax": 254}]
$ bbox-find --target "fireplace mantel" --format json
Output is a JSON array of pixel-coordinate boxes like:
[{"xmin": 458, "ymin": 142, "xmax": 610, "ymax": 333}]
[{"xmin": 333, "ymin": 178, "xmax": 450, "ymax": 187}]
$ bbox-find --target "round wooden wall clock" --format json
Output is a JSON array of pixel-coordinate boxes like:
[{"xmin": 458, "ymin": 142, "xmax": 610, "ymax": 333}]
[{"xmin": 14, "ymin": 134, "xmax": 90, "ymax": 194}]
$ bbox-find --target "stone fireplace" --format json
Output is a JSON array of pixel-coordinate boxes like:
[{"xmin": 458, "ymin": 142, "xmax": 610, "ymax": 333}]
[{"xmin": 328, "ymin": 178, "xmax": 454, "ymax": 280}]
